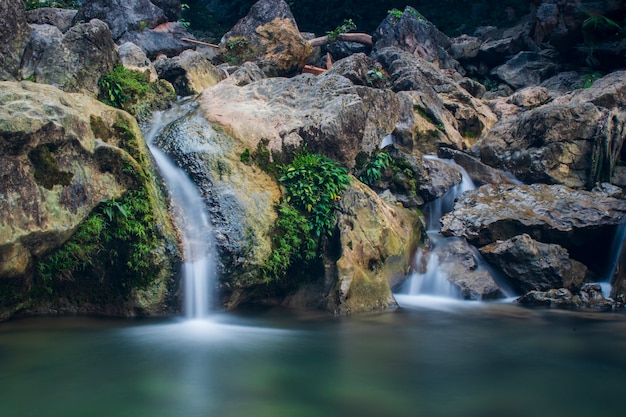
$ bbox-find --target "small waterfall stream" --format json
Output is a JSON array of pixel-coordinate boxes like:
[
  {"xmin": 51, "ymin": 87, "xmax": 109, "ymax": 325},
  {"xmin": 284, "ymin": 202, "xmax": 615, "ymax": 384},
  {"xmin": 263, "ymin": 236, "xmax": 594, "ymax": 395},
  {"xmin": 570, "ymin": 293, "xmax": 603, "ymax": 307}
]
[
  {"xmin": 143, "ymin": 109, "xmax": 216, "ymax": 319},
  {"xmin": 399, "ymin": 157, "xmax": 477, "ymax": 302}
]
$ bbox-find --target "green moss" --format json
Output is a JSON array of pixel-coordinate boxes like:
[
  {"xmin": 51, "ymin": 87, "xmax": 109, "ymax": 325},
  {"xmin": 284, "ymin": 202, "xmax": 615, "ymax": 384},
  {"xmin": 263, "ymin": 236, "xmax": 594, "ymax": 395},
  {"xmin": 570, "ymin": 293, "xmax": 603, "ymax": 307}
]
[
  {"xmin": 220, "ymin": 36, "xmax": 256, "ymax": 66},
  {"xmin": 36, "ymin": 186, "xmax": 164, "ymax": 296},
  {"xmin": 28, "ymin": 144, "xmax": 74, "ymax": 190},
  {"xmin": 97, "ymin": 65, "xmax": 175, "ymax": 120}
]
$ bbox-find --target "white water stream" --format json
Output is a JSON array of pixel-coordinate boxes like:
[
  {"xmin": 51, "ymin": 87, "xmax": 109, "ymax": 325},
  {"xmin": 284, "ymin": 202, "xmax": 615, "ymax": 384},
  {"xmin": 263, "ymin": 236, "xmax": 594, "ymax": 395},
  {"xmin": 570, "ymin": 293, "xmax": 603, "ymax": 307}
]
[
  {"xmin": 399, "ymin": 156, "xmax": 477, "ymax": 302},
  {"xmin": 144, "ymin": 109, "xmax": 216, "ymax": 319}
]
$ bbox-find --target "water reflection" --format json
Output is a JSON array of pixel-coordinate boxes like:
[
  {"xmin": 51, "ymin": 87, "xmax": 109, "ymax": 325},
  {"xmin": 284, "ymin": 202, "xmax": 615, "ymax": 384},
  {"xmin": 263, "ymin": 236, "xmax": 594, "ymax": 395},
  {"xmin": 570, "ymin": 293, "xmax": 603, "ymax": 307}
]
[{"xmin": 1, "ymin": 306, "xmax": 626, "ymax": 417}]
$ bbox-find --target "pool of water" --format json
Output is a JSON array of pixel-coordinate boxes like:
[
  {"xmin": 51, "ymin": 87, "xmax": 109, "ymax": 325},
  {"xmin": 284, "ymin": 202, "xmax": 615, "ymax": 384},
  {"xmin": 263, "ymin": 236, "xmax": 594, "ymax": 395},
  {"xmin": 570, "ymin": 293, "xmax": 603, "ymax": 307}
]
[{"xmin": 1, "ymin": 299, "xmax": 625, "ymax": 417}]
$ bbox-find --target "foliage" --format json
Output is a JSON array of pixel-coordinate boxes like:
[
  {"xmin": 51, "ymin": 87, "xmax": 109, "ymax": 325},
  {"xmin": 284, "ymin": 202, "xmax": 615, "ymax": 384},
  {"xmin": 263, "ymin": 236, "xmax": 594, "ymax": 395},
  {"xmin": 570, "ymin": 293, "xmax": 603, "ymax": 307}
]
[
  {"xmin": 261, "ymin": 149, "xmax": 350, "ymax": 282},
  {"xmin": 387, "ymin": 7, "xmax": 425, "ymax": 23},
  {"xmin": 579, "ymin": 6, "xmax": 624, "ymax": 68},
  {"xmin": 579, "ymin": 70, "xmax": 604, "ymax": 88},
  {"xmin": 366, "ymin": 67, "xmax": 389, "ymax": 87},
  {"xmin": 261, "ymin": 201, "xmax": 317, "ymax": 282},
  {"xmin": 279, "ymin": 149, "xmax": 351, "ymax": 238},
  {"xmin": 179, "ymin": 3, "xmax": 191, "ymax": 28},
  {"xmin": 97, "ymin": 65, "xmax": 175, "ymax": 119},
  {"xmin": 37, "ymin": 187, "xmax": 162, "ymax": 292},
  {"xmin": 221, "ymin": 36, "xmax": 255, "ymax": 65},
  {"xmin": 24, "ymin": 0, "xmax": 79, "ymax": 10},
  {"xmin": 359, "ymin": 151, "xmax": 392, "ymax": 186},
  {"xmin": 326, "ymin": 19, "xmax": 357, "ymax": 42}
]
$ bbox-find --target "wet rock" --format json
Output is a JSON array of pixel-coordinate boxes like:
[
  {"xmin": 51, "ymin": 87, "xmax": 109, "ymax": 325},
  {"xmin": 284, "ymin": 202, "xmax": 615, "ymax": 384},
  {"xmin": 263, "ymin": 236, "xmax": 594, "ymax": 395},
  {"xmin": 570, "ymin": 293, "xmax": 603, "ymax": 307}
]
[
  {"xmin": 328, "ymin": 180, "xmax": 422, "ymax": 314},
  {"xmin": 26, "ymin": 7, "xmax": 77, "ymax": 33},
  {"xmin": 472, "ymin": 72, "xmax": 626, "ymax": 189},
  {"xmin": 517, "ymin": 284, "xmax": 615, "ymax": 311},
  {"xmin": 21, "ymin": 19, "xmax": 119, "ymax": 95},
  {"xmin": 217, "ymin": 0, "xmax": 311, "ymax": 77},
  {"xmin": 440, "ymin": 183, "xmax": 626, "ymax": 271},
  {"xmin": 73, "ymin": 0, "xmax": 167, "ymax": 40},
  {"xmin": 438, "ymin": 239, "xmax": 504, "ymax": 300},
  {"xmin": 479, "ymin": 234, "xmax": 587, "ymax": 294},
  {"xmin": 420, "ymin": 157, "xmax": 462, "ymax": 200},
  {"xmin": 154, "ymin": 49, "xmax": 225, "ymax": 95},
  {"xmin": 375, "ymin": 47, "xmax": 497, "ymax": 153},
  {"xmin": 0, "ymin": 0, "xmax": 31, "ymax": 81},
  {"xmin": 437, "ymin": 147, "xmax": 518, "ymax": 186},
  {"xmin": 0, "ymin": 81, "xmax": 179, "ymax": 320},
  {"xmin": 218, "ymin": 61, "xmax": 266, "ymax": 87}
]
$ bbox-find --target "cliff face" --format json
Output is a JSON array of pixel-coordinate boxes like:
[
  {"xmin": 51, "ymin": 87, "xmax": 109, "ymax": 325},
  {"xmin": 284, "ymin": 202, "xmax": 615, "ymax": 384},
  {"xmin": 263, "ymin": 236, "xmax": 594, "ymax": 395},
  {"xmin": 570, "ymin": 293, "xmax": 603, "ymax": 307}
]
[{"xmin": 0, "ymin": 81, "xmax": 181, "ymax": 320}]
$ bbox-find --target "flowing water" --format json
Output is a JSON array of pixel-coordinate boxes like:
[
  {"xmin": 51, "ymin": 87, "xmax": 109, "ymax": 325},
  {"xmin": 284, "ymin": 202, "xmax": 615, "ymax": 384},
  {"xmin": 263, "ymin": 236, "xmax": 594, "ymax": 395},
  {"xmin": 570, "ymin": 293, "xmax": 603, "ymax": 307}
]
[
  {"xmin": 144, "ymin": 108, "xmax": 216, "ymax": 318},
  {"xmin": 397, "ymin": 157, "xmax": 485, "ymax": 302}
]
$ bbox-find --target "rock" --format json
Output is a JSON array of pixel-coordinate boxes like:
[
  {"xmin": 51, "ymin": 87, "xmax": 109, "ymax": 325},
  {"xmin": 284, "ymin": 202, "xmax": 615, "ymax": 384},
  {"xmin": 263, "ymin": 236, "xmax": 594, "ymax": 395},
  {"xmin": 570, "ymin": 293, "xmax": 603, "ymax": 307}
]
[
  {"xmin": 516, "ymin": 288, "xmax": 579, "ymax": 309},
  {"xmin": 517, "ymin": 285, "xmax": 615, "ymax": 310},
  {"xmin": 118, "ymin": 41, "xmax": 157, "ymax": 81},
  {"xmin": 449, "ymin": 35, "xmax": 482, "ymax": 61},
  {"xmin": 218, "ymin": 61, "xmax": 266, "ymax": 87},
  {"xmin": 440, "ymin": 183, "xmax": 626, "ymax": 271},
  {"xmin": 119, "ymin": 22, "xmax": 195, "ymax": 60},
  {"xmin": 328, "ymin": 179, "xmax": 422, "ymax": 314},
  {"xmin": 217, "ymin": 0, "xmax": 312, "ymax": 77},
  {"xmin": 21, "ymin": 19, "xmax": 119, "ymax": 96},
  {"xmin": 0, "ymin": 81, "xmax": 180, "ymax": 320},
  {"xmin": 0, "ymin": 0, "xmax": 31, "ymax": 81},
  {"xmin": 472, "ymin": 73, "xmax": 626, "ymax": 189},
  {"xmin": 26, "ymin": 7, "xmax": 77, "ymax": 33},
  {"xmin": 479, "ymin": 234, "xmax": 587, "ymax": 294},
  {"xmin": 154, "ymin": 49, "xmax": 225, "ymax": 96},
  {"xmin": 73, "ymin": 0, "xmax": 167, "ymax": 40},
  {"xmin": 374, "ymin": 47, "xmax": 497, "ymax": 153},
  {"xmin": 373, "ymin": 7, "xmax": 460, "ymax": 72},
  {"xmin": 326, "ymin": 53, "xmax": 390, "ymax": 89},
  {"xmin": 492, "ymin": 50, "xmax": 559, "ymax": 89},
  {"xmin": 437, "ymin": 147, "xmax": 518, "ymax": 186},
  {"xmin": 150, "ymin": 0, "xmax": 181, "ymax": 21},
  {"xmin": 153, "ymin": 103, "xmax": 283, "ymax": 309},
  {"xmin": 437, "ymin": 239, "xmax": 504, "ymax": 300},
  {"xmin": 195, "ymin": 72, "xmax": 398, "ymax": 169},
  {"xmin": 508, "ymin": 86, "xmax": 552, "ymax": 108},
  {"xmin": 457, "ymin": 77, "xmax": 486, "ymax": 99},
  {"xmin": 420, "ymin": 156, "xmax": 463, "ymax": 200}
]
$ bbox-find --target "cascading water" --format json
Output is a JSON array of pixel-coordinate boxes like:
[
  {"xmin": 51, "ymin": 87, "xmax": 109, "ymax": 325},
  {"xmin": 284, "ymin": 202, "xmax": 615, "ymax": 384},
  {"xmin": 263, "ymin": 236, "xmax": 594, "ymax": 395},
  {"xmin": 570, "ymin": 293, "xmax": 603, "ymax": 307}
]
[
  {"xmin": 143, "ymin": 108, "xmax": 216, "ymax": 319},
  {"xmin": 400, "ymin": 156, "xmax": 477, "ymax": 300}
]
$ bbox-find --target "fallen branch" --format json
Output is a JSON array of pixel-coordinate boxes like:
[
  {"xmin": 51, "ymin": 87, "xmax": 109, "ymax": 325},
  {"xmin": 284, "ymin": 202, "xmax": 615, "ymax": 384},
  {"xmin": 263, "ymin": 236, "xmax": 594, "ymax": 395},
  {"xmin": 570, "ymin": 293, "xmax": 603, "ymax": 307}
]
[
  {"xmin": 180, "ymin": 37, "xmax": 219, "ymax": 48},
  {"xmin": 309, "ymin": 33, "xmax": 373, "ymax": 48}
]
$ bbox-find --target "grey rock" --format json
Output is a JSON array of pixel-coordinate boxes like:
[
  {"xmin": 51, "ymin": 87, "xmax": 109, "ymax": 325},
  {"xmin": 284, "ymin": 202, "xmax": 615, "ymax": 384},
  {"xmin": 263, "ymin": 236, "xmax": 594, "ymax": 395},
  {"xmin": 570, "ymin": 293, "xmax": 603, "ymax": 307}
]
[
  {"xmin": 26, "ymin": 7, "xmax": 77, "ymax": 33},
  {"xmin": 0, "ymin": 0, "xmax": 31, "ymax": 81}
]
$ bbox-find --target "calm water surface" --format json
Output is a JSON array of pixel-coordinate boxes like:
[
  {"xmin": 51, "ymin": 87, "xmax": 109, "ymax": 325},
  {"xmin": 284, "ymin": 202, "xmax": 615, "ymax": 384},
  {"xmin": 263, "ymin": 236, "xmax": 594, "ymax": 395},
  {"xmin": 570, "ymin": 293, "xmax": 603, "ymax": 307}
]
[{"xmin": 1, "ymin": 298, "xmax": 625, "ymax": 417}]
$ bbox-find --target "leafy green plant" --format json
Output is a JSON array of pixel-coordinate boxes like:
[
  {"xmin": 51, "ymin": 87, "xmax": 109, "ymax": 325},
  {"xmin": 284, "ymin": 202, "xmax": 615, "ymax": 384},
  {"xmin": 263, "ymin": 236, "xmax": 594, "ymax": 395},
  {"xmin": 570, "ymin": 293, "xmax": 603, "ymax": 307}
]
[
  {"xmin": 326, "ymin": 19, "xmax": 357, "ymax": 42},
  {"xmin": 280, "ymin": 149, "xmax": 351, "ymax": 238},
  {"xmin": 387, "ymin": 7, "xmax": 426, "ymax": 23},
  {"xmin": 359, "ymin": 151, "xmax": 392, "ymax": 186},
  {"xmin": 261, "ymin": 201, "xmax": 317, "ymax": 282},
  {"xmin": 366, "ymin": 67, "xmax": 389, "ymax": 87}
]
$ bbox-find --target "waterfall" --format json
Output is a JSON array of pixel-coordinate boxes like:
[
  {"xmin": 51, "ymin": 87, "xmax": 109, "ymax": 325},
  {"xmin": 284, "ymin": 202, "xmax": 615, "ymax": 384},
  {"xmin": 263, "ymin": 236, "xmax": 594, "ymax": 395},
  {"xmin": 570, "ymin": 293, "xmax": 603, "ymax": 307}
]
[
  {"xmin": 144, "ymin": 109, "xmax": 216, "ymax": 319},
  {"xmin": 401, "ymin": 156, "xmax": 476, "ymax": 300}
]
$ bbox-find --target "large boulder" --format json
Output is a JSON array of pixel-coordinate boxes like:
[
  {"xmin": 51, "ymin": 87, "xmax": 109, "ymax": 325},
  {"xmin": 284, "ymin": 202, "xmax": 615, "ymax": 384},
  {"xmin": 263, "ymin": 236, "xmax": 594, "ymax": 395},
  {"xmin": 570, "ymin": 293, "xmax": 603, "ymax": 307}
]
[
  {"xmin": 154, "ymin": 49, "xmax": 225, "ymax": 96},
  {"xmin": 374, "ymin": 47, "xmax": 497, "ymax": 153},
  {"xmin": 472, "ymin": 71, "xmax": 626, "ymax": 189},
  {"xmin": 21, "ymin": 19, "xmax": 119, "ymax": 96},
  {"xmin": 328, "ymin": 179, "xmax": 422, "ymax": 314},
  {"xmin": 0, "ymin": 0, "xmax": 31, "ymax": 81},
  {"xmin": 373, "ymin": 6, "xmax": 460, "ymax": 72},
  {"xmin": 26, "ymin": 7, "xmax": 77, "ymax": 33},
  {"xmin": 217, "ymin": 0, "xmax": 312, "ymax": 77},
  {"xmin": 440, "ymin": 183, "xmax": 626, "ymax": 272},
  {"xmin": 479, "ymin": 234, "xmax": 588, "ymax": 294},
  {"xmin": 491, "ymin": 50, "xmax": 559, "ymax": 89},
  {"xmin": 118, "ymin": 22, "xmax": 195, "ymax": 60},
  {"xmin": 196, "ymin": 72, "xmax": 398, "ymax": 169},
  {"xmin": 0, "ymin": 81, "xmax": 180, "ymax": 320},
  {"xmin": 73, "ymin": 0, "xmax": 167, "ymax": 40}
]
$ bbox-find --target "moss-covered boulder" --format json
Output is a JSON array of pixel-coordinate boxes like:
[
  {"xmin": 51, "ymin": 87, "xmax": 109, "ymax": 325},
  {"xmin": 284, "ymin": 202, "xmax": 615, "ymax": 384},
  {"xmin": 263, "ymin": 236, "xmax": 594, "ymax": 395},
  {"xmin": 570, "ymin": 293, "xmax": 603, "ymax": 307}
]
[
  {"xmin": 0, "ymin": 81, "xmax": 180, "ymax": 320},
  {"xmin": 329, "ymin": 179, "xmax": 422, "ymax": 314}
]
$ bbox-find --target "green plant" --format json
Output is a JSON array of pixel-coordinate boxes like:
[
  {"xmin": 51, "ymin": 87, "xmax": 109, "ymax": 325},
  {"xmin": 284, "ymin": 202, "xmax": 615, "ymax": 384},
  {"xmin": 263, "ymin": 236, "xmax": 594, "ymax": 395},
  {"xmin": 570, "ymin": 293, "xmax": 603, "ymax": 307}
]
[
  {"xmin": 366, "ymin": 67, "xmax": 389, "ymax": 87},
  {"xmin": 261, "ymin": 201, "xmax": 317, "ymax": 282},
  {"xmin": 388, "ymin": 7, "xmax": 426, "ymax": 23},
  {"xmin": 280, "ymin": 149, "xmax": 351, "ymax": 238},
  {"xmin": 326, "ymin": 19, "xmax": 357, "ymax": 42},
  {"xmin": 98, "ymin": 65, "xmax": 152, "ymax": 110},
  {"xmin": 388, "ymin": 9, "xmax": 403, "ymax": 19},
  {"xmin": 359, "ymin": 151, "xmax": 392, "ymax": 186}
]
